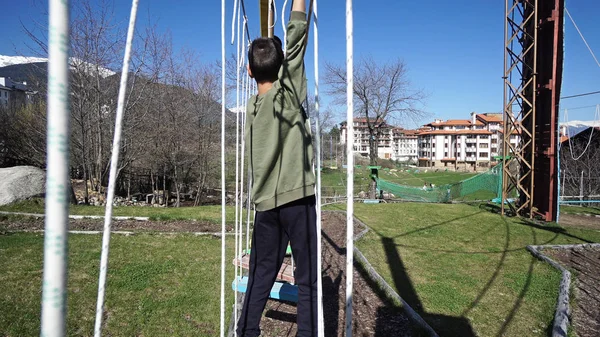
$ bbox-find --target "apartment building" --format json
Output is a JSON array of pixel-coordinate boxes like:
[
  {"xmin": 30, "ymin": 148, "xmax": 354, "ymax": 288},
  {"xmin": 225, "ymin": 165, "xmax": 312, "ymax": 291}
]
[
  {"xmin": 0, "ymin": 77, "xmax": 34, "ymax": 109},
  {"xmin": 339, "ymin": 118, "xmax": 419, "ymax": 162},
  {"xmin": 392, "ymin": 128, "xmax": 418, "ymax": 162},
  {"xmin": 417, "ymin": 112, "xmax": 520, "ymax": 171}
]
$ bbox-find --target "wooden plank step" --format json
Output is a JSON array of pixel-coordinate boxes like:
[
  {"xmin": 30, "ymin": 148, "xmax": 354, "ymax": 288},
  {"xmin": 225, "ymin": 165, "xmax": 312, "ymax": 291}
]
[
  {"xmin": 232, "ymin": 276, "xmax": 298, "ymax": 303},
  {"xmin": 232, "ymin": 254, "xmax": 295, "ymax": 283}
]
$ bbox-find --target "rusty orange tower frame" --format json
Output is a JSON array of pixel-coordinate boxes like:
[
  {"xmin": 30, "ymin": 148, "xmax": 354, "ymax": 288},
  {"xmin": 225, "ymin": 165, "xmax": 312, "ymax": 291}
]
[{"xmin": 501, "ymin": 0, "xmax": 565, "ymax": 222}]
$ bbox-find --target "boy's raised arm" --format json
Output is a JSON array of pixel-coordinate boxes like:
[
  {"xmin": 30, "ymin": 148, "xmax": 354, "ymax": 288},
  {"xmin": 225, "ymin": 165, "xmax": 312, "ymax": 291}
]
[
  {"xmin": 292, "ymin": 0, "xmax": 305, "ymax": 13},
  {"xmin": 279, "ymin": 0, "xmax": 307, "ymax": 107}
]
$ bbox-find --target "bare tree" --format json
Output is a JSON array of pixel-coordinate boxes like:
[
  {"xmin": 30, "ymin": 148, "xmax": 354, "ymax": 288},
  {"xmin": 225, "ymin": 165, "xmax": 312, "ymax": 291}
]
[{"xmin": 325, "ymin": 56, "xmax": 426, "ymax": 166}]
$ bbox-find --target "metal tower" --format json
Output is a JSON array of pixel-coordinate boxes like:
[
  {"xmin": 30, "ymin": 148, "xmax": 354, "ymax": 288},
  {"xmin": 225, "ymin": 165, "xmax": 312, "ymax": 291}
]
[{"xmin": 502, "ymin": 0, "xmax": 564, "ymax": 222}]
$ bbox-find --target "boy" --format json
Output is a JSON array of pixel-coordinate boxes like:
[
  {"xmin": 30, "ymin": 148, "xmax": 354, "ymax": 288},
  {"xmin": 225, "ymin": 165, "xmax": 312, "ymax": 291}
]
[{"xmin": 237, "ymin": 0, "xmax": 317, "ymax": 336}]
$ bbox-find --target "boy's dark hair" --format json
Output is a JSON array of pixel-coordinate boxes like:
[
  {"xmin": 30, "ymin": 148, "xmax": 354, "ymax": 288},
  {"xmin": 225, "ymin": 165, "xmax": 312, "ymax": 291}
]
[{"xmin": 248, "ymin": 36, "xmax": 284, "ymax": 83}]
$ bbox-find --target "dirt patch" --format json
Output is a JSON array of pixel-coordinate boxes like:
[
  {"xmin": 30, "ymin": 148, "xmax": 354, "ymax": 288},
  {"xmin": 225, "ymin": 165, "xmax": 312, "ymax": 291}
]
[
  {"xmin": 0, "ymin": 217, "xmax": 231, "ymax": 233},
  {"xmin": 250, "ymin": 212, "xmax": 422, "ymax": 337},
  {"xmin": 558, "ymin": 214, "xmax": 600, "ymax": 231},
  {"xmin": 544, "ymin": 246, "xmax": 600, "ymax": 337}
]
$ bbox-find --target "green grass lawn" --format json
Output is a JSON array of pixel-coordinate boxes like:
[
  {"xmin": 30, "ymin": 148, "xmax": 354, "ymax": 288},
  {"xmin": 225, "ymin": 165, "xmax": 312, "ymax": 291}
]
[
  {"xmin": 0, "ymin": 232, "xmax": 235, "ymax": 336},
  {"xmin": 0, "ymin": 198, "xmax": 239, "ymax": 223},
  {"xmin": 4, "ymin": 195, "xmax": 596, "ymax": 336},
  {"xmin": 320, "ymin": 167, "xmax": 372, "ymax": 196},
  {"xmin": 327, "ymin": 202, "xmax": 600, "ymax": 337},
  {"xmin": 319, "ymin": 167, "xmax": 479, "ymax": 197},
  {"xmin": 560, "ymin": 205, "xmax": 600, "ymax": 216},
  {"xmin": 378, "ymin": 169, "xmax": 477, "ymax": 188}
]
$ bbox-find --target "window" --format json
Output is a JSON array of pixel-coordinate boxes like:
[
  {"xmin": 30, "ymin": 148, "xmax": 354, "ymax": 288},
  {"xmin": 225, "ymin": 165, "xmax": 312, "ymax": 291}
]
[
  {"xmin": 479, "ymin": 143, "xmax": 488, "ymax": 148},
  {"xmin": 444, "ymin": 143, "xmax": 448, "ymax": 148},
  {"xmin": 479, "ymin": 135, "xmax": 489, "ymax": 139},
  {"xmin": 491, "ymin": 138, "xmax": 498, "ymax": 144},
  {"xmin": 444, "ymin": 152, "xmax": 448, "ymax": 157},
  {"xmin": 479, "ymin": 152, "xmax": 489, "ymax": 158}
]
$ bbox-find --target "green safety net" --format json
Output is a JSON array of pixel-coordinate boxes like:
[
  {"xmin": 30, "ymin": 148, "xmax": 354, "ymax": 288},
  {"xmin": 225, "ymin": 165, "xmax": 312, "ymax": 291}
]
[{"xmin": 377, "ymin": 165, "xmax": 502, "ymax": 203}]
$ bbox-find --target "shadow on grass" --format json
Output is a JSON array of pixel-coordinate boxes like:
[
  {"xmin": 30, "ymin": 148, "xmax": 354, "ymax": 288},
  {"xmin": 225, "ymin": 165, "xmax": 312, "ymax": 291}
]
[
  {"xmin": 322, "ymin": 272, "xmax": 341, "ymax": 336},
  {"xmin": 380, "ymin": 236, "xmax": 476, "ymax": 337},
  {"xmin": 517, "ymin": 218, "xmax": 594, "ymax": 244},
  {"xmin": 389, "ymin": 211, "xmax": 486, "ymax": 239},
  {"xmin": 373, "ymin": 212, "xmax": 543, "ymax": 337},
  {"xmin": 321, "ymin": 229, "xmax": 423, "ymax": 336}
]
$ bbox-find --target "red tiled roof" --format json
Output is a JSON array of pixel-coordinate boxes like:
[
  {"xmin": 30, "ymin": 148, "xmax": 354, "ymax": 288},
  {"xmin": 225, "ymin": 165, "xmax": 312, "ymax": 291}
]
[
  {"xmin": 497, "ymin": 129, "xmax": 521, "ymax": 135},
  {"xmin": 425, "ymin": 119, "xmax": 485, "ymax": 127},
  {"xmin": 417, "ymin": 130, "xmax": 493, "ymax": 136},
  {"xmin": 426, "ymin": 119, "xmax": 470, "ymax": 126},
  {"xmin": 402, "ymin": 130, "xmax": 419, "ymax": 135},
  {"xmin": 477, "ymin": 114, "xmax": 503, "ymax": 123}
]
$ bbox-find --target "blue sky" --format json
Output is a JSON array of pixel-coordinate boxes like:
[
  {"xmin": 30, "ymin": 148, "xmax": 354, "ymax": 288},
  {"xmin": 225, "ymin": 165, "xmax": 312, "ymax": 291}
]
[{"xmin": 1, "ymin": 0, "xmax": 599, "ymax": 128}]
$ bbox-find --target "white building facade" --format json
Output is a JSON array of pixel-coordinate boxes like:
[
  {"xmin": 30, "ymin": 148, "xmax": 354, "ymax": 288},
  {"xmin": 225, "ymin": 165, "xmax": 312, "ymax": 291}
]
[
  {"xmin": 0, "ymin": 77, "xmax": 33, "ymax": 109},
  {"xmin": 417, "ymin": 112, "xmax": 520, "ymax": 171},
  {"xmin": 340, "ymin": 118, "xmax": 419, "ymax": 162}
]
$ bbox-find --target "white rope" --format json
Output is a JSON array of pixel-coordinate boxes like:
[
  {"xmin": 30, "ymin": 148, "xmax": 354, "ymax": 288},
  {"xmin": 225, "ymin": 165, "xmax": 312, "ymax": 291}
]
[
  {"xmin": 565, "ymin": 105, "xmax": 600, "ymax": 160},
  {"xmin": 345, "ymin": 0, "xmax": 354, "ymax": 335},
  {"xmin": 565, "ymin": 8, "xmax": 600, "ymax": 70},
  {"xmin": 241, "ymin": 70, "xmax": 249, "ymax": 255},
  {"xmin": 312, "ymin": 1, "xmax": 324, "ymax": 335},
  {"xmin": 220, "ymin": 0, "xmax": 227, "ymax": 335},
  {"xmin": 94, "ymin": 1, "xmax": 139, "ymax": 336},
  {"xmin": 246, "ymin": 80, "xmax": 254, "ymax": 252},
  {"xmin": 41, "ymin": 1, "xmax": 70, "ymax": 336},
  {"xmin": 230, "ymin": 0, "xmax": 238, "ymax": 45},
  {"xmin": 269, "ymin": 0, "xmax": 278, "ymax": 30},
  {"xmin": 233, "ymin": 0, "xmax": 242, "ymax": 328},
  {"xmin": 281, "ymin": 0, "xmax": 289, "ymax": 52}
]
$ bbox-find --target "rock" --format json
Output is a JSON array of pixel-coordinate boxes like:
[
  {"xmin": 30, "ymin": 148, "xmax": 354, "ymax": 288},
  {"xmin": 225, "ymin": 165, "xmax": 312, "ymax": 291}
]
[
  {"xmin": 358, "ymin": 191, "xmax": 367, "ymax": 198},
  {"xmin": 0, "ymin": 166, "xmax": 46, "ymax": 206}
]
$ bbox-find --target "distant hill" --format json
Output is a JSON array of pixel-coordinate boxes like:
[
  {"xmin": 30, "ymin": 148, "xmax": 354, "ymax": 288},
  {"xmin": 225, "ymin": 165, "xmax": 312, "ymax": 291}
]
[
  {"xmin": 0, "ymin": 54, "xmax": 235, "ymax": 120},
  {"xmin": 0, "ymin": 62, "xmax": 47, "ymax": 88},
  {"xmin": 560, "ymin": 120, "xmax": 600, "ymax": 137}
]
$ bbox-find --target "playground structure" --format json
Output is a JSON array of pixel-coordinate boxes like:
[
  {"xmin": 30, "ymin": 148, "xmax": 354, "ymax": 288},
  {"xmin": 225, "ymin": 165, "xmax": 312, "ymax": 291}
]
[
  {"xmin": 37, "ymin": 0, "xmax": 589, "ymax": 336},
  {"xmin": 377, "ymin": 165, "xmax": 503, "ymax": 204},
  {"xmin": 501, "ymin": 0, "xmax": 564, "ymax": 222}
]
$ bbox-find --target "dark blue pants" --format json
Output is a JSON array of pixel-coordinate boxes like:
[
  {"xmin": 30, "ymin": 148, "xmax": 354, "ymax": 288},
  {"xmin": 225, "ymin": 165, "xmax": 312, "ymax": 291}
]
[{"xmin": 236, "ymin": 195, "xmax": 318, "ymax": 337}]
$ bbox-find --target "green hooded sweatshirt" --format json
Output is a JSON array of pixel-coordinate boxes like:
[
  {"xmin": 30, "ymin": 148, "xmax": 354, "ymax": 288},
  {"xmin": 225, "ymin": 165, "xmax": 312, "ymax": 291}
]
[{"xmin": 245, "ymin": 11, "xmax": 315, "ymax": 211}]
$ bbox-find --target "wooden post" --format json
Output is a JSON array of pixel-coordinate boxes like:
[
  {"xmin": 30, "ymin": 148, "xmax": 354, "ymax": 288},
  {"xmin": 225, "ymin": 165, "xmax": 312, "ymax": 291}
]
[{"xmin": 259, "ymin": 0, "xmax": 273, "ymax": 37}]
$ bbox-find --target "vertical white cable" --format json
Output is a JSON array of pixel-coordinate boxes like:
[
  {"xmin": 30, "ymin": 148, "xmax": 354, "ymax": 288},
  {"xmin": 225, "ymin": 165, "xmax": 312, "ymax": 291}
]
[
  {"xmin": 245, "ymin": 70, "xmax": 252, "ymax": 252},
  {"xmin": 233, "ymin": 0, "xmax": 241, "ymax": 330},
  {"xmin": 345, "ymin": 0, "xmax": 354, "ymax": 335},
  {"xmin": 281, "ymin": 0, "xmax": 289, "ymax": 52},
  {"xmin": 220, "ymin": 0, "xmax": 227, "ymax": 335},
  {"xmin": 240, "ymin": 71, "xmax": 248, "ymax": 256},
  {"xmin": 93, "ymin": 1, "xmax": 139, "ymax": 336},
  {"xmin": 240, "ymin": 79, "xmax": 247, "ymax": 254},
  {"xmin": 230, "ymin": 0, "xmax": 238, "ymax": 45},
  {"xmin": 312, "ymin": 1, "xmax": 324, "ymax": 336},
  {"xmin": 41, "ymin": 1, "xmax": 70, "ymax": 336},
  {"xmin": 268, "ymin": 0, "xmax": 274, "ymax": 37}
]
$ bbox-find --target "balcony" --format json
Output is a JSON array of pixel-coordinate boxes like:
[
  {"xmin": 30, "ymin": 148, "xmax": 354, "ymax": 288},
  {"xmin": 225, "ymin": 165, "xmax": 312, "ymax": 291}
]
[
  {"xmin": 465, "ymin": 156, "xmax": 477, "ymax": 162},
  {"xmin": 466, "ymin": 138, "xmax": 477, "ymax": 143}
]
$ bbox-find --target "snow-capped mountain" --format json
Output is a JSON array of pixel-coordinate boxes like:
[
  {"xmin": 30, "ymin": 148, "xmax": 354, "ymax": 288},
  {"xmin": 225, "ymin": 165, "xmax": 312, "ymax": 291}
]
[
  {"xmin": 0, "ymin": 55, "xmax": 47, "ymax": 68},
  {"xmin": 559, "ymin": 120, "xmax": 600, "ymax": 137},
  {"xmin": 0, "ymin": 54, "xmax": 116, "ymax": 78}
]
